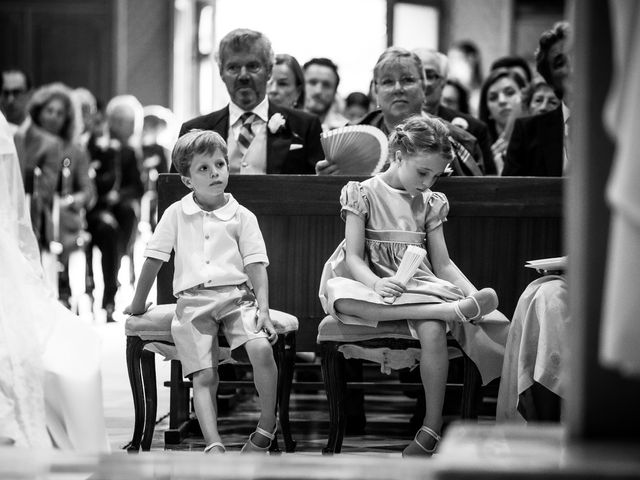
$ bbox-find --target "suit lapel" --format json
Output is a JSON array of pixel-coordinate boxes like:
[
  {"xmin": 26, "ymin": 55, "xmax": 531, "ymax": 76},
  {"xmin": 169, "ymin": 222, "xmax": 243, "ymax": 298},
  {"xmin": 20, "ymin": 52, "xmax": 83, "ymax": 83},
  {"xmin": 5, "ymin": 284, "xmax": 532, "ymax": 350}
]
[
  {"xmin": 209, "ymin": 107, "xmax": 230, "ymax": 139},
  {"xmin": 267, "ymin": 103, "xmax": 292, "ymax": 174}
]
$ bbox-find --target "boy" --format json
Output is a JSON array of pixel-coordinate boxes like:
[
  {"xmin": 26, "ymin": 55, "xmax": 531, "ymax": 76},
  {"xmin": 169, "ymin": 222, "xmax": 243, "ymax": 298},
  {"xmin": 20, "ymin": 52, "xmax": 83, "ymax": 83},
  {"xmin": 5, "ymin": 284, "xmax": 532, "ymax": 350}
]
[{"xmin": 125, "ymin": 130, "xmax": 278, "ymax": 453}]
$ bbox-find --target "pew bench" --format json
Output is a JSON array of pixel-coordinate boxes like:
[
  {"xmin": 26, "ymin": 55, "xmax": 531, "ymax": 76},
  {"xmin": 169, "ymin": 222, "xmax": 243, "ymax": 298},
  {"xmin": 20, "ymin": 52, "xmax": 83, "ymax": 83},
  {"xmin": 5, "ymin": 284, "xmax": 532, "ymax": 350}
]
[{"xmin": 125, "ymin": 174, "xmax": 563, "ymax": 453}]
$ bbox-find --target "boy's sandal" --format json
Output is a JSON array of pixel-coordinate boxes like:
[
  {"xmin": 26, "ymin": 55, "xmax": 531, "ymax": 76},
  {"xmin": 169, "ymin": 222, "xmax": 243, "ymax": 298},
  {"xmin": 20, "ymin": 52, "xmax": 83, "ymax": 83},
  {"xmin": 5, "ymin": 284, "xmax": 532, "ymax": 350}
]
[
  {"xmin": 240, "ymin": 426, "xmax": 276, "ymax": 453},
  {"xmin": 453, "ymin": 295, "xmax": 482, "ymax": 324},
  {"xmin": 204, "ymin": 442, "xmax": 226, "ymax": 454},
  {"xmin": 402, "ymin": 426, "xmax": 441, "ymax": 457}
]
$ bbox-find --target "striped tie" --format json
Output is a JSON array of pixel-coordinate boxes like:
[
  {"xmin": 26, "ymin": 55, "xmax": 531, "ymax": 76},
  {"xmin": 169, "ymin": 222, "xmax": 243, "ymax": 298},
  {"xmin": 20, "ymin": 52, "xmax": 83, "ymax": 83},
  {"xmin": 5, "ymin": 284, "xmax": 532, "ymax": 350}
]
[
  {"xmin": 449, "ymin": 136, "xmax": 482, "ymax": 176},
  {"xmin": 237, "ymin": 112, "xmax": 256, "ymax": 156}
]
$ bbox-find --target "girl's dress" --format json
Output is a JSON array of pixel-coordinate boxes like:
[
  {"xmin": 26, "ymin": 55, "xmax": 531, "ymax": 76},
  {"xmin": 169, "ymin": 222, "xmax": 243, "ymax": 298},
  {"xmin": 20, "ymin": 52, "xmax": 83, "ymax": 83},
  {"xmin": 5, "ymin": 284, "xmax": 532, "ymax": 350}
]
[
  {"xmin": 319, "ymin": 175, "xmax": 509, "ymax": 385},
  {"xmin": 0, "ymin": 114, "xmax": 110, "ymax": 451}
]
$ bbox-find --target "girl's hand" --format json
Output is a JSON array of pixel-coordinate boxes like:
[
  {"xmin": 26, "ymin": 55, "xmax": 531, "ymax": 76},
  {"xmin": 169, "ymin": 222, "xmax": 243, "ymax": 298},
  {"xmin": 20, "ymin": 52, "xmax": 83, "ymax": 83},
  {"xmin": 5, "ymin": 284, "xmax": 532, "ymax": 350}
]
[
  {"xmin": 124, "ymin": 301, "xmax": 152, "ymax": 316},
  {"xmin": 255, "ymin": 310, "xmax": 278, "ymax": 345},
  {"xmin": 373, "ymin": 277, "xmax": 406, "ymax": 298}
]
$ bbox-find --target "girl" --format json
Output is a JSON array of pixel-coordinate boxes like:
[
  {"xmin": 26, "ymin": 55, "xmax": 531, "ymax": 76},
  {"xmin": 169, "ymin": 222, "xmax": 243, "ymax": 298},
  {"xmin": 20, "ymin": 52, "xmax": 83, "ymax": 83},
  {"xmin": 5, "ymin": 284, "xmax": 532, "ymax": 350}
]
[{"xmin": 319, "ymin": 115, "xmax": 507, "ymax": 457}]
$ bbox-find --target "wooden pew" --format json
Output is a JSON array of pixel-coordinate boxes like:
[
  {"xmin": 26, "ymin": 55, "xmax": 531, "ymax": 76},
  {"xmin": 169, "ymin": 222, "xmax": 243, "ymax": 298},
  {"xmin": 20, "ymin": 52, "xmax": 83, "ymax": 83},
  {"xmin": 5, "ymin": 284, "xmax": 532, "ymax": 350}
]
[{"xmin": 156, "ymin": 174, "xmax": 563, "ymax": 448}]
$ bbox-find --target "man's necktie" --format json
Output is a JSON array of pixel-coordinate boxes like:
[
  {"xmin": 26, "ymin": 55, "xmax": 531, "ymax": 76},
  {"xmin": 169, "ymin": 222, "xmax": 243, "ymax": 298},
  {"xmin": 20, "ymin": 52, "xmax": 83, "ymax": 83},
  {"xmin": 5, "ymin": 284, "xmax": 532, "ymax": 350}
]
[
  {"xmin": 237, "ymin": 112, "xmax": 256, "ymax": 157},
  {"xmin": 449, "ymin": 136, "xmax": 482, "ymax": 176}
]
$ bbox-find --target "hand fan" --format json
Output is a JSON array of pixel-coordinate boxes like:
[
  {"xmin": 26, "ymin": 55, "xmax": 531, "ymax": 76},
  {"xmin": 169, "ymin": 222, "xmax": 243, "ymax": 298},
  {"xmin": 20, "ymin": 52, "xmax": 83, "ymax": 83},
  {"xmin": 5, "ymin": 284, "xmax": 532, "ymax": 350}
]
[
  {"xmin": 321, "ymin": 125, "xmax": 389, "ymax": 175},
  {"xmin": 383, "ymin": 245, "xmax": 427, "ymax": 304}
]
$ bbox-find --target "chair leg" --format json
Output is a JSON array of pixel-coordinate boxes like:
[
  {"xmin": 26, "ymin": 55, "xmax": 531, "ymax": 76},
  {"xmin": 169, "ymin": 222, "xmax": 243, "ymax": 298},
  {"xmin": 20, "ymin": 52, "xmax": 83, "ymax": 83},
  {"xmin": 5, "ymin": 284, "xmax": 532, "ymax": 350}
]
[
  {"xmin": 165, "ymin": 360, "xmax": 196, "ymax": 445},
  {"xmin": 124, "ymin": 336, "xmax": 146, "ymax": 452},
  {"xmin": 140, "ymin": 350, "xmax": 157, "ymax": 451},
  {"xmin": 461, "ymin": 353, "xmax": 481, "ymax": 419},
  {"xmin": 320, "ymin": 341, "xmax": 347, "ymax": 454},
  {"xmin": 277, "ymin": 332, "xmax": 297, "ymax": 452}
]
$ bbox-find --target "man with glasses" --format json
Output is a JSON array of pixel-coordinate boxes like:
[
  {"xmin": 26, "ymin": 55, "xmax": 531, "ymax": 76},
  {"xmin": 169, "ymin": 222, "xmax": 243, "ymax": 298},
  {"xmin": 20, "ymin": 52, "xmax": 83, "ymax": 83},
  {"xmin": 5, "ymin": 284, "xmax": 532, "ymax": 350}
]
[
  {"xmin": 413, "ymin": 49, "xmax": 496, "ymax": 175},
  {"xmin": 179, "ymin": 28, "xmax": 323, "ymax": 174},
  {"xmin": 1, "ymin": 69, "xmax": 31, "ymax": 133}
]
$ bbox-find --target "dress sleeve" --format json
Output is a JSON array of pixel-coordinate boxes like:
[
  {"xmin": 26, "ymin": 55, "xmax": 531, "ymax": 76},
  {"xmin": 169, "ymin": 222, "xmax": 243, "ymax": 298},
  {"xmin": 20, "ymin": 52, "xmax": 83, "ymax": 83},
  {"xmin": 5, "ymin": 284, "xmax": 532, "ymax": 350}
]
[
  {"xmin": 425, "ymin": 192, "xmax": 450, "ymax": 232},
  {"xmin": 339, "ymin": 181, "xmax": 369, "ymax": 221}
]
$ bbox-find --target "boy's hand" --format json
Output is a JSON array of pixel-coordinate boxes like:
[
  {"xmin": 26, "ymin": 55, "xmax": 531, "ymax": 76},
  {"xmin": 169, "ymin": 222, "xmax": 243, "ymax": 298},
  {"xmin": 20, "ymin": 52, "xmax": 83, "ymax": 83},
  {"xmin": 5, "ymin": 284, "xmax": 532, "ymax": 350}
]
[
  {"xmin": 373, "ymin": 277, "xmax": 406, "ymax": 298},
  {"xmin": 255, "ymin": 309, "xmax": 278, "ymax": 345},
  {"xmin": 123, "ymin": 301, "xmax": 152, "ymax": 316}
]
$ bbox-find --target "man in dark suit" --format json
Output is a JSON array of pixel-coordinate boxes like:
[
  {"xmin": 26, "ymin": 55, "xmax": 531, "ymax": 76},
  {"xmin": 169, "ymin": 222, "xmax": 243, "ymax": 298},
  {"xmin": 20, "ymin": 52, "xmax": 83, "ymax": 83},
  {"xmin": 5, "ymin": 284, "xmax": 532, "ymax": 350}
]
[
  {"xmin": 179, "ymin": 28, "xmax": 323, "ymax": 174},
  {"xmin": 503, "ymin": 22, "xmax": 572, "ymax": 177},
  {"xmin": 414, "ymin": 48, "xmax": 496, "ymax": 174}
]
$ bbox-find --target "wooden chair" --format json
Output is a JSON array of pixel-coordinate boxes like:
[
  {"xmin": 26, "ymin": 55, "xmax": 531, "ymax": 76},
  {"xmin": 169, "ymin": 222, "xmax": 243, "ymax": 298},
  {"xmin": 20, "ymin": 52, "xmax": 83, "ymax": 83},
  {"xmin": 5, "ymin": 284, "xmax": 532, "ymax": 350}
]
[{"xmin": 124, "ymin": 304, "xmax": 298, "ymax": 452}]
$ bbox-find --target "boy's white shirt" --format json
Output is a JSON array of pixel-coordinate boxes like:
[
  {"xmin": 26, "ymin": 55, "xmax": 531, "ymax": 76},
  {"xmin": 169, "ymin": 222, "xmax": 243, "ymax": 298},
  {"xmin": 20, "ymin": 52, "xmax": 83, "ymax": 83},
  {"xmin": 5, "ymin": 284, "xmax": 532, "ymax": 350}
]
[{"xmin": 144, "ymin": 192, "xmax": 269, "ymax": 296}]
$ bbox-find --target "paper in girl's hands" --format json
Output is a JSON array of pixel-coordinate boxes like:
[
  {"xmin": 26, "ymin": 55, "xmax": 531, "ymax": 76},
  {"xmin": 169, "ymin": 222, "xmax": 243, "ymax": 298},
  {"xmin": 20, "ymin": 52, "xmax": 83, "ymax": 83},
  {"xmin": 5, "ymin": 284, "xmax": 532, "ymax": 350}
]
[
  {"xmin": 320, "ymin": 125, "xmax": 388, "ymax": 175},
  {"xmin": 382, "ymin": 245, "xmax": 427, "ymax": 304}
]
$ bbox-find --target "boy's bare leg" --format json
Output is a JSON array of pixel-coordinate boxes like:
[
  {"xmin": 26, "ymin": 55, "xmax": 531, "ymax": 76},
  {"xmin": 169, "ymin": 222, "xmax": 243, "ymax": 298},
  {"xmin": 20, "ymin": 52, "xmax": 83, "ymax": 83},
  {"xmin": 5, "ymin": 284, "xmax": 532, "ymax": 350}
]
[
  {"xmin": 191, "ymin": 367, "xmax": 222, "ymax": 447},
  {"xmin": 244, "ymin": 338, "xmax": 278, "ymax": 448}
]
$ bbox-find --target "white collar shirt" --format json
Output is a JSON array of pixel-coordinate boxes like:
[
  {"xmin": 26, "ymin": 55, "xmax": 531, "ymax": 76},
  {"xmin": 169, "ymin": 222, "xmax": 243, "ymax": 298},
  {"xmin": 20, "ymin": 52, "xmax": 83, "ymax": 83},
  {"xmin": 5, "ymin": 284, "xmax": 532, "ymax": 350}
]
[{"xmin": 144, "ymin": 192, "xmax": 269, "ymax": 296}]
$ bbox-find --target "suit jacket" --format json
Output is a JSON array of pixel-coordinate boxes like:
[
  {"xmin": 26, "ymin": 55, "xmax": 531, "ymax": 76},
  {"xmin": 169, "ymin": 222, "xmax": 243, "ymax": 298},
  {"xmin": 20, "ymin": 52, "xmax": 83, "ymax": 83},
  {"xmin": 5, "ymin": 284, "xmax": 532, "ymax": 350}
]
[
  {"xmin": 436, "ymin": 105, "xmax": 496, "ymax": 175},
  {"xmin": 502, "ymin": 106, "xmax": 564, "ymax": 177},
  {"xmin": 178, "ymin": 102, "xmax": 323, "ymax": 174}
]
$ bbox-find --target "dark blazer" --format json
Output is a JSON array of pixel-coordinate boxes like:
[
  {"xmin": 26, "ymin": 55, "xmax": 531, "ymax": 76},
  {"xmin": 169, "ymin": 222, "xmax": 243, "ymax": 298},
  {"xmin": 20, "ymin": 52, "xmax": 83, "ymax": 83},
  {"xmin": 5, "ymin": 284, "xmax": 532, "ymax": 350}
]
[
  {"xmin": 436, "ymin": 105, "xmax": 496, "ymax": 175},
  {"xmin": 178, "ymin": 102, "xmax": 323, "ymax": 174},
  {"xmin": 502, "ymin": 106, "xmax": 564, "ymax": 177}
]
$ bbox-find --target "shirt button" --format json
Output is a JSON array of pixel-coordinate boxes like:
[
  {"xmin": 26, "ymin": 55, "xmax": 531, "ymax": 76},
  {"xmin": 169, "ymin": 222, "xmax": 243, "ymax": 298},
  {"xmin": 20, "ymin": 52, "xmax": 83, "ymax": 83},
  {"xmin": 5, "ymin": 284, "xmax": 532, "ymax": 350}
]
[
  {"xmin": 241, "ymin": 161, "xmax": 248, "ymax": 167},
  {"xmin": 205, "ymin": 235, "xmax": 210, "ymax": 240},
  {"xmin": 205, "ymin": 260, "xmax": 210, "ymax": 264}
]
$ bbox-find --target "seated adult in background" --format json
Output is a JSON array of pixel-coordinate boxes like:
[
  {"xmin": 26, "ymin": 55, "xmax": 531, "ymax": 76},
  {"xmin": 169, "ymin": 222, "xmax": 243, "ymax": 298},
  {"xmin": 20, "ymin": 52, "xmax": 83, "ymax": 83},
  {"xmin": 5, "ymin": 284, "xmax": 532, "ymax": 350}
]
[
  {"xmin": 28, "ymin": 83, "xmax": 96, "ymax": 308},
  {"xmin": 86, "ymin": 94, "xmax": 144, "ymax": 322},
  {"xmin": 414, "ymin": 48, "xmax": 496, "ymax": 175},
  {"xmin": 441, "ymin": 78, "xmax": 470, "ymax": 115},
  {"xmin": 267, "ymin": 53, "xmax": 305, "ymax": 110},
  {"xmin": 478, "ymin": 68, "xmax": 527, "ymax": 174},
  {"xmin": 4, "ymin": 69, "xmax": 63, "ymax": 253},
  {"xmin": 503, "ymin": 22, "xmax": 572, "ymax": 177},
  {"xmin": 303, "ymin": 57, "xmax": 348, "ymax": 131},
  {"xmin": 497, "ymin": 275, "xmax": 567, "ymax": 422},
  {"xmin": 489, "ymin": 55, "xmax": 533, "ymax": 87},
  {"xmin": 179, "ymin": 28, "xmax": 323, "ymax": 175},
  {"xmin": 317, "ymin": 47, "xmax": 484, "ymax": 176},
  {"xmin": 523, "ymin": 79, "xmax": 561, "ymax": 117},
  {"xmin": 343, "ymin": 91, "xmax": 370, "ymax": 124},
  {"xmin": 72, "ymin": 87, "xmax": 101, "ymax": 149},
  {"xmin": 447, "ymin": 40, "xmax": 484, "ymax": 117}
]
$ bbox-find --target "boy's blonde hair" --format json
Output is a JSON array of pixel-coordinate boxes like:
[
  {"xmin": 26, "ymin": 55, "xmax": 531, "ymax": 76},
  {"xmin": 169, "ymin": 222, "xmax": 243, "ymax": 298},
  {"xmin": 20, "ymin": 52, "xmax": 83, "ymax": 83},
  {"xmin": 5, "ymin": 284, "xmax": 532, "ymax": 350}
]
[
  {"xmin": 172, "ymin": 129, "xmax": 228, "ymax": 176},
  {"xmin": 388, "ymin": 115, "xmax": 454, "ymax": 163}
]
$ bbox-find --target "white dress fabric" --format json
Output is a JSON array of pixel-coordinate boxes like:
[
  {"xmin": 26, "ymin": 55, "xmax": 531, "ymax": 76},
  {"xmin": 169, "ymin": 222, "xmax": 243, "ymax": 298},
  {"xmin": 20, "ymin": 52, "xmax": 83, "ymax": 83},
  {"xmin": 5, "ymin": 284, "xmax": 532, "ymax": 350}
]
[
  {"xmin": 319, "ymin": 176, "xmax": 509, "ymax": 385},
  {"xmin": 496, "ymin": 276, "xmax": 569, "ymax": 422},
  {"xmin": 600, "ymin": 0, "xmax": 640, "ymax": 378},
  {"xmin": 0, "ymin": 113, "xmax": 110, "ymax": 451}
]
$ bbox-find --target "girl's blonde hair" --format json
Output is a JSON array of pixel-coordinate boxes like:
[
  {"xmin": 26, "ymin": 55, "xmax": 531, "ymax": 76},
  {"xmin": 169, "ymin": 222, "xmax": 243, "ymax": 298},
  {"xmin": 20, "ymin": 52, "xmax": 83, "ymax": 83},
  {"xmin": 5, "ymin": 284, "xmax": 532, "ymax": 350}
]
[{"xmin": 388, "ymin": 114, "xmax": 454, "ymax": 163}]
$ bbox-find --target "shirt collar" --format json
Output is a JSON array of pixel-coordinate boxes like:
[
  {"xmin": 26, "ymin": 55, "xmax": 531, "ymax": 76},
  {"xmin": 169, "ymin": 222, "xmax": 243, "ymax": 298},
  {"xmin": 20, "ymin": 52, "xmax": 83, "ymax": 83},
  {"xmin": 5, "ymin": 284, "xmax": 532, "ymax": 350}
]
[
  {"xmin": 562, "ymin": 102, "xmax": 570, "ymax": 122},
  {"xmin": 181, "ymin": 192, "xmax": 240, "ymax": 220},
  {"xmin": 229, "ymin": 97, "xmax": 269, "ymax": 126}
]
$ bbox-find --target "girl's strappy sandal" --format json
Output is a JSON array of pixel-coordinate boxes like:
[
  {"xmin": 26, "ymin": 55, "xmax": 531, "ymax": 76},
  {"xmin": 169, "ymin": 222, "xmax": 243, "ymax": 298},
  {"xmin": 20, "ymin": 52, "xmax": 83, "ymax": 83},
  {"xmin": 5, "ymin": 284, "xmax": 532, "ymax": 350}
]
[
  {"xmin": 240, "ymin": 426, "xmax": 276, "ymax": 453},
  {"xmin": 204, "ymin": 442, "xmax": 226, "ymax": 454},
  {"xmin": 453, "ymin": 288, "xmax": 498, "ymax": 324},
  {"xmin": 402, "ymin": 425, "xmax": 441, "ymax": 457}
]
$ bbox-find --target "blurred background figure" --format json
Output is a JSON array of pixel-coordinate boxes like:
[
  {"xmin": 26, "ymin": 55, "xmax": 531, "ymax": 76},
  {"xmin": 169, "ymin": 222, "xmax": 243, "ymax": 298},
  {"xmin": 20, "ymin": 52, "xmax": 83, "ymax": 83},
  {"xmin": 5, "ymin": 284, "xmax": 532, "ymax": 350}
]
[
  {"xmin": 267, "ymin": 53, "xmax": 305, "ymax": 110},
  {"xmin": 489, "ymin": 55, "xmax": 533, "ymax": 88},
  {"xmin": 1, "ymin": 68, "xmax": 31, "ymax": 133},
  {"xmin": 524, "ymin": 79, "xmax": 560, "ymax": 116},
  {"xmin": 141, "ymin": 104, "xmax": 175, "ymax": 230},
  {"xmin": 303, "ymin": 57, "xmax": 347, "ymax": 131},
  {"xmin": 343, "ymin": 91, "xmax": 370, "ymax": 124},
  {"xmin": 440, "ymin": 79, "xmax": 470, "ymax": 115},
  {"xmin": 447, "ymin": 40, "xmax": 484, "ymax": 117},
  {"xmin": 86, "ymin": 94, "xmax": 144, "ymax": 322},
  {"xmin": 72, "ymin": 87, "xmax": 104, "ymax": 149},
  {"xmin": 478, "ymin": 68, "xmax": 526, "ymax": 174},
  {"xmin": 28, "ymin": 82, "xmax": 96, "ymax": 309}
]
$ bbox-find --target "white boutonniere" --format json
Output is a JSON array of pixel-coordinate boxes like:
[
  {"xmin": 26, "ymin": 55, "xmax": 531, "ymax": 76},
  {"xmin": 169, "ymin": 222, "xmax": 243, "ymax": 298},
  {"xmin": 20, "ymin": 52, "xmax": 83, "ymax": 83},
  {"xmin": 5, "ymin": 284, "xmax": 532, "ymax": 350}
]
[
  {"xmin": 451, "ymin": 117, "xmax": 469, "ymax": 130},
  {"xmin": 268, "ymin": 113, "xmax": 286, "ymax": 134}
]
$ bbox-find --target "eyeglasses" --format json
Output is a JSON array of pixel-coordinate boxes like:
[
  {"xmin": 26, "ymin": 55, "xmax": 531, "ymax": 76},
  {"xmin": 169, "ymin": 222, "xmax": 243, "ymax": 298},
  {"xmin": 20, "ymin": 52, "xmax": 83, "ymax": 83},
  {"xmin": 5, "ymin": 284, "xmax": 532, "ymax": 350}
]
[
  {"xmin": 224, "ymin": 61, "xmax": 264, "ymax": 76},
  {"xmin": 1, "ymin": 88, "xmax": 27, "ymax": 98},
  {"xmin": 376, "ymin": 76, "xmax": 420, "ymax": 91}
]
